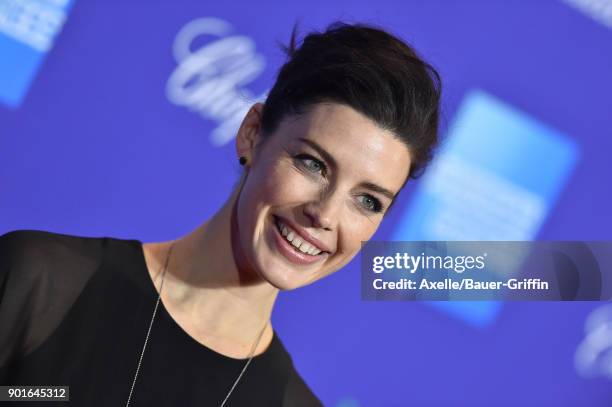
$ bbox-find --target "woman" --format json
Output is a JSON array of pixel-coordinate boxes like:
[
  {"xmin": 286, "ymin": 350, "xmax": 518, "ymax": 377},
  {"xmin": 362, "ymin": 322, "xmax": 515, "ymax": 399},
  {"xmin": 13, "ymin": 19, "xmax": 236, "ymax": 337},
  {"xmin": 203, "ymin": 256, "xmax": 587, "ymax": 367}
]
[{"xmin": 0, "ymin": 22, "xmax": 441, "ymax": 406}]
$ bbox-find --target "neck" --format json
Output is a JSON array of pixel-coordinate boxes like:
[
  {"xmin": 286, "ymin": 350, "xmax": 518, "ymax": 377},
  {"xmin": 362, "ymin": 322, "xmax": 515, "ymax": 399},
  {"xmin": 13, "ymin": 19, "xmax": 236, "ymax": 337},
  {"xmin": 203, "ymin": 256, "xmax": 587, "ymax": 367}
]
[{"xmin": 144, "ymin": 179, "xmax": 278, "ymax": 356}]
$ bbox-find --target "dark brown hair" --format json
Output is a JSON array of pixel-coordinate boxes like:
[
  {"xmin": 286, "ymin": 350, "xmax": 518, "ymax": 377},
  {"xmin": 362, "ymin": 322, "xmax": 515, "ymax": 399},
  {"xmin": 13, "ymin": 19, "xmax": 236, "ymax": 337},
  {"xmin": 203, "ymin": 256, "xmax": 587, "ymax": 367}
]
[{"xmin": 260, "ymin": 21, "xmax": 442, "ymax": 180}]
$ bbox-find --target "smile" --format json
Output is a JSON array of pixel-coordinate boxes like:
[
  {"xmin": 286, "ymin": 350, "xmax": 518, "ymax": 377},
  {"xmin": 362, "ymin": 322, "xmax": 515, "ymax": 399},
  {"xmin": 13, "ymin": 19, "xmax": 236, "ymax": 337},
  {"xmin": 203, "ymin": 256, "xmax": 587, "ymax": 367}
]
[{"xmin": 274, "ymin": 217, "xmax": 324, "ymax": 256}]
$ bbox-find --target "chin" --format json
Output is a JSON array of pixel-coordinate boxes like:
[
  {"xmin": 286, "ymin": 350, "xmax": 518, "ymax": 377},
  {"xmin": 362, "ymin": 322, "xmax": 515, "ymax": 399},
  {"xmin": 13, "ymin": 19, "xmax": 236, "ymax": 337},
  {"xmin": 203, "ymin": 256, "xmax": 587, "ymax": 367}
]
[{"xmin": 254, "ymin": 259, "xmax": 315, "ymax": 291}]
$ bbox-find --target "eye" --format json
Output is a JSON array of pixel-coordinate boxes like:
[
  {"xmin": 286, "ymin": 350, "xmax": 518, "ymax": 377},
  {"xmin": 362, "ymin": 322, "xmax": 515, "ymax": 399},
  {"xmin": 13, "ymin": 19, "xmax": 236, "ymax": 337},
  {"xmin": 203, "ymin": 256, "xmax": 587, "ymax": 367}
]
[
  {"xmin": 358, "ymin": 195, "xmax": 383, "ymax": 213},
  {"xmin": 295, "ymin": 154, "xmax": 326, "ymax": 175}
]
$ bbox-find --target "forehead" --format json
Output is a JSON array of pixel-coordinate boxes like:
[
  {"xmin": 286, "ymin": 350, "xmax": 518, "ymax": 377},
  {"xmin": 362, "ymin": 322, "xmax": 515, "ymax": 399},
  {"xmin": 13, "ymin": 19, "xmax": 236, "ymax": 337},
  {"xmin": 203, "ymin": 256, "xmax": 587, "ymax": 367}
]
[{"xmin": 276, "ymin": 103, "xmax": 412, "ymax": 190}]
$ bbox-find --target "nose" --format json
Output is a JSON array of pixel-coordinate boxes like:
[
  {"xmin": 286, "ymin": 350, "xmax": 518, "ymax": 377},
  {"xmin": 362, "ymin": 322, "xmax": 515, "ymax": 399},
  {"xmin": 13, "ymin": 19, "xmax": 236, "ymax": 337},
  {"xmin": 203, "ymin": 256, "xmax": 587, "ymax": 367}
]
[{"xmin": 303, "ymin": 191, "xmax": 341, "ymax": 231}]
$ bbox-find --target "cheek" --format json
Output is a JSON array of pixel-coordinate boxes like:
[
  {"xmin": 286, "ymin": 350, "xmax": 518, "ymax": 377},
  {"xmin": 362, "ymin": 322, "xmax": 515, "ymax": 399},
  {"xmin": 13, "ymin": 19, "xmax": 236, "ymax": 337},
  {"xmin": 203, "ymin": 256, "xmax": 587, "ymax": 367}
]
[
  {"xmin": 257, "ymin": 159, "xmax": 319, "ymax": 205},
  {"xmin": 337, "ymin": 209, "xmax": 380, "ymax": 259},
  {"xmin": 318, "ymin": 218, "xmax": 380, "ymax": 281},
  {"xmin": 341, "ymin": 220, "xmax": 378, "ymax": 255},
  {"xmin": 240, "ymin": 159, "xmax": 286, "ymax": 215},
  {"xmin": 237, "ymin": 159, "xmax": 314, "ymax": 248}
]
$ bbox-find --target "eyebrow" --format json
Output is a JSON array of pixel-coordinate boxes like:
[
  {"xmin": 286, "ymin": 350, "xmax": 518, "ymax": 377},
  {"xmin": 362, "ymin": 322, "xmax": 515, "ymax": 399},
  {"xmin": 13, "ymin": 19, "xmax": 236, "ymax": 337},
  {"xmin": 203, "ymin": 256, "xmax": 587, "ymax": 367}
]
[{"xmin": 296, "ymin": 137, "xmax": 397, "ymax": 201}]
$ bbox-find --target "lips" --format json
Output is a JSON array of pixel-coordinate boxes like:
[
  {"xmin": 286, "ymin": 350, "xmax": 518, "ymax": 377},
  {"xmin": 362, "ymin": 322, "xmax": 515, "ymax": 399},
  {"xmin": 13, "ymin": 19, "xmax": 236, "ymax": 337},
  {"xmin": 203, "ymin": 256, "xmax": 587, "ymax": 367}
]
[
  {"xmin": 270, "ymin": 215, "xmax": 331, "ymax": 265},
  {"xmin": 275, "ymin": 221, "xmax": 323, "ymax": 256},
  {"xmin": 273, "ymin": 215, "xmax": 332, "ymax": 253}
]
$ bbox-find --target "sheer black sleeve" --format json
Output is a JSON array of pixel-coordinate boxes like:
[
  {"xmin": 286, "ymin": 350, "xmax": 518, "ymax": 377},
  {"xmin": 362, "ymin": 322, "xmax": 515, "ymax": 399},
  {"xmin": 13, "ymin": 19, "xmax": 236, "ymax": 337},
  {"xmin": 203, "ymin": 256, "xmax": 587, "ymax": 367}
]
[{"xmin": 0, "ymin": 230, "xmax": 104, "ymax": 383}]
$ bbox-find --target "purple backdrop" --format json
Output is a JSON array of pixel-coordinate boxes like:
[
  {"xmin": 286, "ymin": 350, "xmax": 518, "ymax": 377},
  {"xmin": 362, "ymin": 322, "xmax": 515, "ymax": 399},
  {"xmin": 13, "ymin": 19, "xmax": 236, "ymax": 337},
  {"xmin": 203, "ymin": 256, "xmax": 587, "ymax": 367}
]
[{"xmin": 1, "ymin": 1, "xmax": 611, "ymax": 406}]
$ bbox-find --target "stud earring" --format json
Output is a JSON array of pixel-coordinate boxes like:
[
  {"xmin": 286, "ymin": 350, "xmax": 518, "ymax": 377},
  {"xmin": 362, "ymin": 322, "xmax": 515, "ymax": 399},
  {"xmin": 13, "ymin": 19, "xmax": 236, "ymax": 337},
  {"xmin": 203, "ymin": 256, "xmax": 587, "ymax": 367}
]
[{"xmin": 239, "ymin": 156, "xmax": 247, "ymax": 166}]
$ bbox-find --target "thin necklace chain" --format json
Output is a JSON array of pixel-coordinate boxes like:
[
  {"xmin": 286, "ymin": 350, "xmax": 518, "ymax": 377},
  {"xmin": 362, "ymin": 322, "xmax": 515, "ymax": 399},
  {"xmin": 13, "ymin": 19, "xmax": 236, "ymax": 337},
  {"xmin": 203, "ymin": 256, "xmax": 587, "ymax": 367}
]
[{"xmin": 125, "ymin": 242, "xmax": 269, "ymax": 407}]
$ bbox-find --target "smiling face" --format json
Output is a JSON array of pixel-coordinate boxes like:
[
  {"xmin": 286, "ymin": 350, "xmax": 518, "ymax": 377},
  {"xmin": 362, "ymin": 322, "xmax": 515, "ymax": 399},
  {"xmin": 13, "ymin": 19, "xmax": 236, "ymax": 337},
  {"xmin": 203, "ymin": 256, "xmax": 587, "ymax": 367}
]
[{"xmin": 235, "ymin": 102, "xmax": 412, "ymax": 290}]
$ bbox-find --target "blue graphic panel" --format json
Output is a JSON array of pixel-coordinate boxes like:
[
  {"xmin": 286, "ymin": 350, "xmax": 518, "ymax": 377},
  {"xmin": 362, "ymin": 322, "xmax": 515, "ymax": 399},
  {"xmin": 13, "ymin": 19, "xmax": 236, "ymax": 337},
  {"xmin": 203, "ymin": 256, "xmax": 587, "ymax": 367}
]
[
  {"xmin": 0, "ymin": 0, "xmax": 75, "ymax": 108},
  {"xmin": 392, "ymin": 89, "xmax": 580, "ymax": 326}
]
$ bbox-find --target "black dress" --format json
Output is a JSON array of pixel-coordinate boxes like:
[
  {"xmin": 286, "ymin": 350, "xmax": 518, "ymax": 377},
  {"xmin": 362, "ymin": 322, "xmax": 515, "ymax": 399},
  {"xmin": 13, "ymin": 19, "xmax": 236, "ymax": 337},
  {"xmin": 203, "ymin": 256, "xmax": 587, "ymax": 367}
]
[{"xmin": 0, "ymin": 230, "xmax": 322, "ymax": 406}]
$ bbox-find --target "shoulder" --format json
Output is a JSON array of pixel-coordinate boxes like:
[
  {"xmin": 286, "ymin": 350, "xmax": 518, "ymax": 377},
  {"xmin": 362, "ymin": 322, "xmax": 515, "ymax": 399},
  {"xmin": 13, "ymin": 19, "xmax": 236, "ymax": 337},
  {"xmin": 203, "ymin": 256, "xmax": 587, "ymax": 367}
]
[
  {"xmin": 0, "ymin": 228, "xmax": 105, "ymax": 254},
  {"xmin": 0, "ymin": 230, "xmax": 109, "ymax": 360},
  {"xmin": 0, "ymin": 229, "xmax": 106, "ymax": 277},
  {"xmin": 0, "ymin": 229, "xmax": 110, "ymax": 316},
  {"xmin": 270, "ymin": 333, "xmax": 324, "ymax": 407}
]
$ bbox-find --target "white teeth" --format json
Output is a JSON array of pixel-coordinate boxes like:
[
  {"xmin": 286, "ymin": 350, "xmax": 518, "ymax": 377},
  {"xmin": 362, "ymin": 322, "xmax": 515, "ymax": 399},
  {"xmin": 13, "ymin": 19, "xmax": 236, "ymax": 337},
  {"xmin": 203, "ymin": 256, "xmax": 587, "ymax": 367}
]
[
  {"xmin": 276, "ymin": 218, "xmax": 323, "ymax": 256},
  {"xmin": 298, "ymin": 241, "xmax": 313, "ymax": 253},
  {"xmin": 291, "ymin": 236, "xmax": 303, "ymax": 248}
]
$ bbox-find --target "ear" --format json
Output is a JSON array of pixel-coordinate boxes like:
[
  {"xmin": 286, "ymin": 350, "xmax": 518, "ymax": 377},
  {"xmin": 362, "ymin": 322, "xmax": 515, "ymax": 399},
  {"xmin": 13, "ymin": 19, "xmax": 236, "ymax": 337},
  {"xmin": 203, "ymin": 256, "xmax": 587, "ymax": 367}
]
[{"xmin": 236, "ymin": 102, "xmax": 265, "ymax": 166}]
